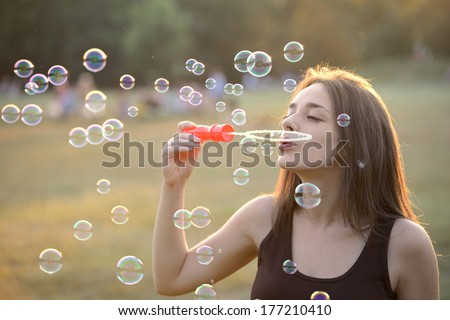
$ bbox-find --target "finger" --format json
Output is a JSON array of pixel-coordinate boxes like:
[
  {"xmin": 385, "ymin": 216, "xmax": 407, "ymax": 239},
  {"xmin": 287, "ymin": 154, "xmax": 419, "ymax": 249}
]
[
  {"xmin": 177, "ymin": 120, "xmax": 196, "ymax": 133},
  {"xmin": 175, "ymin": 132, "xmax": 202, "ymax": 143}
]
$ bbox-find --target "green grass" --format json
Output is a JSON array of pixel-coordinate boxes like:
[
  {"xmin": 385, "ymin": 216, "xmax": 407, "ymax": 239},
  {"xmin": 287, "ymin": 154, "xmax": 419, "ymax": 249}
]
[{"xmin": 1, "ymin": 60, "xmax": 449, "ymax": 299}]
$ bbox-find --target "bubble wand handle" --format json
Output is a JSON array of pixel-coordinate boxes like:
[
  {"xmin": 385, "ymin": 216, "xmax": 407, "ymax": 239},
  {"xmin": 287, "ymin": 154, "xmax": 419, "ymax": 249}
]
[{"xmin": 182, "ymin": 124, "xmax": 235, "ymax": 142}]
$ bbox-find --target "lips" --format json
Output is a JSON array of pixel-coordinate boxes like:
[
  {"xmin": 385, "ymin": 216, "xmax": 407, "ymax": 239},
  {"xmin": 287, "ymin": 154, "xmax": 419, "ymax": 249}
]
[{"xmin": 279, "ymin": 141, "xmax": 296, "ymax": 151}]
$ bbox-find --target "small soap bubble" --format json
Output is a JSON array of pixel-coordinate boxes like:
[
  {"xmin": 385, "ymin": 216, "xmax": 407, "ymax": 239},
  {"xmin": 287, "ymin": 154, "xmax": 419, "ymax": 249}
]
[
  {"xmin": 192, "ymin": 62, "xmax": 205, "ymax": 75},
  {"xmin": 127, "ymin": 106, "xmax": 139, "ymax": 117},
  {"xmin": 21, "ymin": 104, "xmax": 43, "ymax": 126},
  {"xmin": 185, "ymin": 58, "xmax": 197, "ymax": 72},
  {"xmin": 111, "ymin": 205, "xmax": 129, "ymax": 225},
  {"xmin": 179, "ymin": 86, "xmax": 194, "ymax": 101},
  {"xmin": 83, "ymin": 48, "xmax": 107, "ymax": 72},
  {"xmin": 39, "ymin": 248, "xmax": 63, "ymax": 274},
  {"xmin": 73, "ymin": 220, "xmax": 93, "ymax": 241},
  {"xmin": 173, "ymin": 209, "xmax": 192, "ymax": 229},
  {"xmin": 283, "ymin": 79, "xmax": 297, "ymax": 93},
  {"xmin": 283, "ymin": 41, "xmax": 305, "ymax": 62},
  {"xmin": 215, "ymin": 101, "xmax": 226, "ymax": 112},
  {"xmin": 240, "ymin": 136, "xmax": 258, "ymax": 154},
  {"xmin": 119, "ymin": 74, "xmax": 135, "ymax": 90},
  {"xmin": 233, "ymin": 168, "xmax": 249, "ymax": 185},
  {"xmin": 194, "ymin": 284, "xmax": 218, "ymax": 300},
  {"xmin": 116, "ymin": 256, "xmax": 144, "ymax": 285},
  {"xmin": 86, "ymin": 124, "xmax": 105, "ymax": 145},
  {"xmin": 294, "ymin": 183, "xmax": 321, "ymax": 209},
  {"xmin": 154, "ymin": 78, "xmax": 169, "ymax": 93},
  {"xmin": 234, "ymin": 50, "xmax": 252, "ymax": 73},
  {"xmin": 2, "ymin": 104, "xmax": 20, "ymax": 124},
  {"xmin": 224, "ymin": 83, "xmax": 233, "ymax": 95},
  {"xmin": 232, "ymin": 83, "xmax": 244, "ymax": 96},
  {"xmin": 231, "ymin": 109, "xmax": 246, "ymax": 126},
  {"xmin": 69, "ymin": 127, "xmax": 88, "ymax": 148},
  {"xmin": 357, "ymin": 159, "xmax": 366, "ymax": 169},
  {"xmin": 310, "ymin": 291, "xmax": 330, "ymax": 300},
  {"xmin": 188, "ymin": 91, "xmax": 202, "ymax": 106},
  {"xmin": 102, "ymin": 118, "xmax": 124, "ymax": 141},
  {"xmin": 246, "ymin": 51, "xmax": 272, "ymax": 77},
  {"xmin": 96, "ymin": 179, "xmax": 111, "ymax": 194},
  {"xmin": 282, "ymin": 259, "xmax": 297, "ymax": 274},
  {"xmin": 24, "ymin": 82, "xmax": 38, "ymax": 95},
  {"xmin": 85, "ymin": 90, "xmax": 107, "ymax": 113},
  {"xmin": 48, "ymin": 65, "xmax": 69, "ymax": 86},
  {"xmin": 196, "ymin": 245, "xmax": 214, "ymax": 265},
  {"xmin": 218, "ymin": 248, "xmax": 223, "ymax": 254},
  {"xmin": 337, "ymin": 113, "xmax": 350, "ymax": 127},
  {"xmin": 261, "ymin": 142, "xmax": 275, "ymax": 156},
  {"xmin": 191, "ymin": 206, "xmax": 211, "ymax": 228},
  {"xmin": 14, "ymin": 59, "xmax": 34, "ymax": 78},
  {"xmin": 29, "ymin": 74, "xmax": 49, "ymax": 94},
  {"xmin": 205, "ymin": 78, "xmax": 216, "ymax": 90}
]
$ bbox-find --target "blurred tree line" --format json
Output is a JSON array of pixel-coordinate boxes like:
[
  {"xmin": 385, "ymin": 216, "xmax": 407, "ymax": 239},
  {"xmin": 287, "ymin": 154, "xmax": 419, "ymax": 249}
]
[{"xmin": 0, "ymin": 0, "xmax": 448, "ymax": 86}]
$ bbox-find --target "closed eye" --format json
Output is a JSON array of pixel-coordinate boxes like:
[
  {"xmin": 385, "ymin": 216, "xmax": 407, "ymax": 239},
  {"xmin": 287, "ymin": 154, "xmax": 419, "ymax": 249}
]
[{"xmin": 307, "ymin": 115, "xmax": 322, "ymax": 122}]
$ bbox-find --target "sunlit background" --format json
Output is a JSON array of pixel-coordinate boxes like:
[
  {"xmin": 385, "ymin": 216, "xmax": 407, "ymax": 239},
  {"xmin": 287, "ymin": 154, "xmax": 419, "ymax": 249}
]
[{"xmin": 1, "ymin": 0, "xmax": 449, "ymax": 299}]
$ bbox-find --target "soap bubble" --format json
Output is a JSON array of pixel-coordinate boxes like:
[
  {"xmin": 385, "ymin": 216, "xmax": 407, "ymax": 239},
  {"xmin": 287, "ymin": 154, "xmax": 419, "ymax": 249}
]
[
  {"xmin": 173, "ymin": 209, "xmax": 192, "ymax": 229},
  {"xmin": 102, "ymin": 118, "xmax": 124, "ymax": 141},
  {"xmin": 83, "ymin": 48, "xmax": 107, "ymax": 72},
  {"xmin": 234, "ymin": 50, "xmax": 252, "ymax": 73},
  {"xmin": 179, "ymin": 86, "xmax": 194, "ymax": 101},
  {"xmin": 194, "ymin": 284, "xmax": 217, "ymax": 300},
  {"xmin": 282, "ymin": 259, "xmax": 297, "ymax": 274},
  {"xmin": 39, "ymin": 248, "xmax": 62, "ymax": 274},
  {"xmin": 21, "ymin": 104, "xmax": 43, "ymax": 126},
  {"xmin": 86, "ymin": 124, "xmax": 104, "ymax": 145},
  {"xmin": 119, "ymin": 74, "xmax": 135, "ymax": 90},
  {"xmin": 284, "ymin": 41, "xmax": 304, "ymax": 62},
  {"xmin": 2, "ymin": 104, "xmax": 20, "ymax": 124},
  {"xmin": 96, "ymin": 179, "xmax": 111, "ymax": 194},
  {"xmin": 48, "ymin": 65, "xmax": 69, "ymax": 86},
  {"xmin": 310, "ymin": 291, "xmax": 330, "ymax": 300},
  {"xmin": 233, "ymin": 168, "xmax": 249, "ymax": 185},
  {"xmin": 357, "ymin": 159, "xmax": 366, "ymax": 169},
  {"xmin": 191, "ymin": 206, "xmax": 211, "ymax": 228},
  {"xmin": 240, "ymin": 136, "xmax": 258, "ymax": 154},
  {"xmin": 69, "ymin": 127, "xmax": 88, "ymax": 148},
  {"xmin": 231, "ymin": 109, "xmax": 246, "ymax": 126},
  {"xmin": 14, "ymin": 59, "xmax": 34, "ymax": 78},
  {"xmin": 127, "ymin": 106, "xmax": 139, "ymax": 117},
  {"xmin": 232, "ymin": 83, "xmax": 244, "ymax": 96},
  {"xmin": 73, "ymin": 220, "xmax": 93, "ymax": 241},
  {"xmin": 111, "ymin": 205, "xmax": 129, "ymax": 225},
  {"xmin": 224, "ymin": 83, "xmax": 233, "ymax": 95},
  {"xmin": 294, "ymin": 183, "xmax": 321, "ymax": 209},
  {"xmin": 283, "ymin": 79, "xmax": 297, "ymax": 93},
  {"xmin": 247, "ymin": 51, "xmax": 272, "ymax": 77},
  {"xmin": 29, "ymin": 74, "xmax": 49, "ymax": 94},
  {"xmin": 192, "ymin": 62, "xmax": 205, "ymax": 75},
  {"xmin": 185, "ymin": 58, "xmax": 197, "ymax": 72},
  {"xmin": 154, "ymin": 78, "xmax": 169, "ymax": 93},
  {"xmin": 188, "ymin": 91, "xmax": 202, "ymax": 106},
  {"xmin": 24, "ymin": 82, "xmax": 38, "ymax": 95},
  {"xmin": 196, "ymin": 245, "xmax": 214, "ymax": 265},
  {"xmin": 215, "ymin": 101, "xmax": 226, "ymax": 112},
  {"xmin": 261, "ymin": 142, "xmax": 275, "ymax": 156},
  {"xmin": 85, "ymin": 90, "xmax": 107, "ymax": 113},
  {"xmin": 337, "ymin": 113, "xmax": 350, "ymax": 127},
  {"xmin": 116, "ymin": 256, "xmax": 144, "ymax": 285},
  {"xmin": 205, "ymin": 78, "xmax": 216, "ymax": 90}
]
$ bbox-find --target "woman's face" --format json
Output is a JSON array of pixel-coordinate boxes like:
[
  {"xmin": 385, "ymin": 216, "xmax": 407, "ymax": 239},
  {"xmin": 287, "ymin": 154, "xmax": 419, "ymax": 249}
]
[{"xmin": 278, "ymin": 82, "xmax": 340, "ymax": 171}]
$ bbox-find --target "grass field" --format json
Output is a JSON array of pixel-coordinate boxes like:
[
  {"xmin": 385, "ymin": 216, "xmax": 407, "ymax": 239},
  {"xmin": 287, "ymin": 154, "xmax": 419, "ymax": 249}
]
[{"xmin": 1, "ymin": 60, "xmax": 449, "ymax": 299}]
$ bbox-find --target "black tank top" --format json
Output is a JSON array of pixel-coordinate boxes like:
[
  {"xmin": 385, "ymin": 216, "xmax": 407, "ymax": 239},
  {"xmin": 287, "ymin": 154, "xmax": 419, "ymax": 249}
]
[{"xmin": 251, "ymin": 218, "xmax": 396, "ymax": 300}]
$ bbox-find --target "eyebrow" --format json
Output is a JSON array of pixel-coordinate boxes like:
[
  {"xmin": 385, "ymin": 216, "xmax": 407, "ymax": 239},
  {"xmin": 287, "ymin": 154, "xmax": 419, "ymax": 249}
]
[{"xmin": 288, "ymin": 102, "xmax": 330, "ymax": 114}]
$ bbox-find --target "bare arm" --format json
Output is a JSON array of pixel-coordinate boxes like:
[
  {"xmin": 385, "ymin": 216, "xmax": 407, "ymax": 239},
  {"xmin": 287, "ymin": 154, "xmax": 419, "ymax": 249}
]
[
  {"xmin": 152, "ymin": 121, "xmax": 273, "ymax": 296},
  {"xmin": 390, "ymin": 219, "xmax": 439, "ymax": 299}
]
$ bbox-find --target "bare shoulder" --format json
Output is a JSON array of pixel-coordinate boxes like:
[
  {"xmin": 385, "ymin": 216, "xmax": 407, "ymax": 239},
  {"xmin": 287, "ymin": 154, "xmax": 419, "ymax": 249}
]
[
  {"xmin": 230, "ymin": 194, "xmax": 276, "ymax": 248},
  {"xmin": 389, "ymin": 218, "xmax": 439, "ymax": 299}
]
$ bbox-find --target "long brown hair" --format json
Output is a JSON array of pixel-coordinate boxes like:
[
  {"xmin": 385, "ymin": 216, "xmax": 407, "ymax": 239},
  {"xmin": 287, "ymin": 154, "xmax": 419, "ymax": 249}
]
[{"xmin": 273, "ymin": 65, "xmax": 417, "ymax": 239}]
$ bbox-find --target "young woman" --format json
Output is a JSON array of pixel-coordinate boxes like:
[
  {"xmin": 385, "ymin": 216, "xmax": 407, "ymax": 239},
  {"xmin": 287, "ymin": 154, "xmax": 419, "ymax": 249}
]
[{"xmin": 152, "ymin": 65, "xmax": 439, "ymax": 299}]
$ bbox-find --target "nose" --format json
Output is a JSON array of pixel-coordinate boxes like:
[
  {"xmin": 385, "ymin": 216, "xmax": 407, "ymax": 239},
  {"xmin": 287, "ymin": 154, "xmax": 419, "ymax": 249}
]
[{"xmin": 282, "ymin": 115, "xmax": 295, "ymax": 131}]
